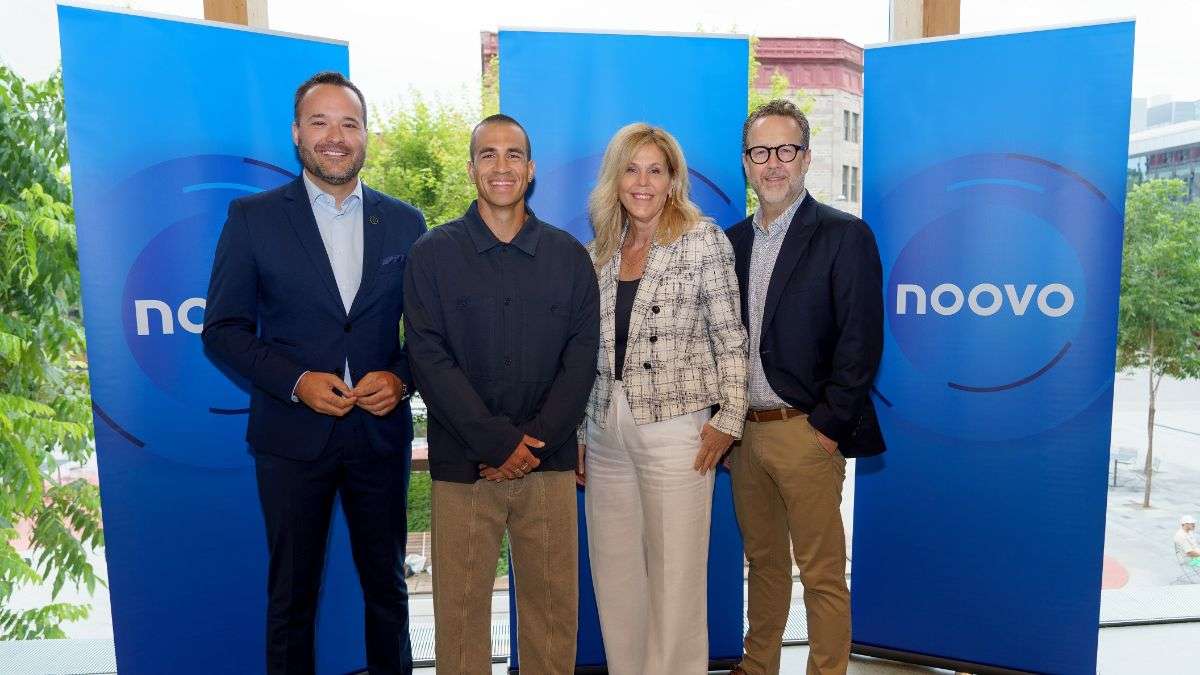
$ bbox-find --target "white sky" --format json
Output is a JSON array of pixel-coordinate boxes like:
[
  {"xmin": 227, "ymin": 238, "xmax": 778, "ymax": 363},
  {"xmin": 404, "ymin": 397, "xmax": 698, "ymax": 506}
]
[{"xmin": 1, "ymin": 0, "xmax": 1197, "ymax": 112}]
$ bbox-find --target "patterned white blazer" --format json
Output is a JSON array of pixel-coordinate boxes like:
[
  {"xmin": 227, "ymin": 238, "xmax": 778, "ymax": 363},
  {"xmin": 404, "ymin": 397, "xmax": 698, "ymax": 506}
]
[{"xmin": 581, "ymin": 220, "xmax": 749, "ymax": 439}]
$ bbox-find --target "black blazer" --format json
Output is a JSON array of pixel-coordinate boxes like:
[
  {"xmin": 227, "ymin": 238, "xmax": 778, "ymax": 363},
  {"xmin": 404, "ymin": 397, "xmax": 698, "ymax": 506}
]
[
  {"xmin": 202, "ymin": 177, "xmax": 427, "ymax": 460},
  {"xmin": 727, "ymin": 193, "xmax": 886, "ymax": 458}
]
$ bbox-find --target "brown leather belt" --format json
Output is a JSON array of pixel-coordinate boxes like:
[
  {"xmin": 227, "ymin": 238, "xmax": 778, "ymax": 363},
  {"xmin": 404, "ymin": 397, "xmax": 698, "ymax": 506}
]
[{"xmin": 746, "ymin": 407, "xmax": 806, "ymax": 423}]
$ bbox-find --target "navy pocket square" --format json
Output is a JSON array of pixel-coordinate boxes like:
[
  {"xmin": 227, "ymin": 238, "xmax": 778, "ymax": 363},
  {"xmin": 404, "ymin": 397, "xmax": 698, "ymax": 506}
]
[{"xmin": 379, "ymin": 254, "xmax": 405, "ymax": 268}]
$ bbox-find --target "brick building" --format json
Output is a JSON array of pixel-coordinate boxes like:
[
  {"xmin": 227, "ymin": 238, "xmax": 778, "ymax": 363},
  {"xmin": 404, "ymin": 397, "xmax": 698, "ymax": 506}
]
[{"xmin": 753, "ymin": 37, "xmax": 863, "ymax": 216}]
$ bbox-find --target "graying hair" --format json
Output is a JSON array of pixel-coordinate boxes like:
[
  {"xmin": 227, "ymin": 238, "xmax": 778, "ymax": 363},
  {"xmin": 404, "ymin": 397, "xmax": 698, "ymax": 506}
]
[{"xmin": 742, "ymin": 99, "xmax": 811, "ymax": 149}]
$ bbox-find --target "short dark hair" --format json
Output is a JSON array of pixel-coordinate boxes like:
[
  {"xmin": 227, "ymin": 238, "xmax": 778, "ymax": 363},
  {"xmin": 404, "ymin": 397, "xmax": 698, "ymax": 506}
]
[
  {"xmin": 469, "ymin": 113, "xmax": 532, "ymax": 160},
  {"xmin": 743, "ymin": 99, "xmax": 811, "ymax": 150},
  {"xmin": 294, "ymin": 71, "xmax": 367, "ymax": 125}
]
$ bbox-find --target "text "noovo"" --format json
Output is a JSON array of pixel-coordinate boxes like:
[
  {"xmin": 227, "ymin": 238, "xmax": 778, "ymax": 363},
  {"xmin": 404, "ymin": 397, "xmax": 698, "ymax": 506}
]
[{"xmin": 895, "ymin": 283, "xmax": 1074, "ymax": 317}]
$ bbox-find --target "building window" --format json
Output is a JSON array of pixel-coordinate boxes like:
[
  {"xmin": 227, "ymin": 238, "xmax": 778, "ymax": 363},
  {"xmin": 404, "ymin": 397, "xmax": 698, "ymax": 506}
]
[
  {"xmin": 851, "ymin": 166, "xmax": 860, "ymax": 202},
  {"xmin": 841, "ymin": 165, "xmax": 850, "ymax": 199},
  {"xmin": 843, "ymin": 111, "xmax": 861, "ymax": 143}
]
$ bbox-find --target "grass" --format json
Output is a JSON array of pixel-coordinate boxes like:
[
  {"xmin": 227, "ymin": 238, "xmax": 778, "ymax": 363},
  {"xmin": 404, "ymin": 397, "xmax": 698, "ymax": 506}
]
[{"xmin": 407, "ymin": 470, "xmax": 432, "ymax": 532}]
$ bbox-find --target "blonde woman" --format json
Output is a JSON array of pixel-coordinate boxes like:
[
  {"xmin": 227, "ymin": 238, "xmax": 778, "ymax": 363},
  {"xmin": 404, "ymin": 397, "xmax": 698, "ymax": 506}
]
[{"xmin": 578, "ymin": 123, "xmax": 748, "ymax": 674}]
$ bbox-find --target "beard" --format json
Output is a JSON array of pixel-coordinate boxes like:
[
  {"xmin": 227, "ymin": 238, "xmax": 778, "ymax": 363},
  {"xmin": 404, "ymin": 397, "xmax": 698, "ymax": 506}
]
[
  {"xmin": 755, "ymin": 172, "xmax": 804, "ymax": 205},
  {"xmin": 298, "ymin": 141, "xmax": 365, "ymax": 186}
]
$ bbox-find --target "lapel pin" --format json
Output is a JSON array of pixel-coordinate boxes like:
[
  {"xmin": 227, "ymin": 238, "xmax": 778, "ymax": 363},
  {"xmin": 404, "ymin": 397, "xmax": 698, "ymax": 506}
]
[{"xmin": 368, "ymin": 215, "xmax": 380, "ymax": 225}]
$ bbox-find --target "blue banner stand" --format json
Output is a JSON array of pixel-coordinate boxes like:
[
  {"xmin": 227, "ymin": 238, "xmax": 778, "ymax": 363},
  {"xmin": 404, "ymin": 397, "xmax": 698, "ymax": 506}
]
[
  {"xmin": 58, "ymin": 5, "xmax": 359, "ymax": 672},
  {"xmin": 851, "ymin": 20, "xmax": 1134, "ymax": 675},
  {"xmin": 499, "ymin": 29, "xmax": 749, "ymax": 672}
]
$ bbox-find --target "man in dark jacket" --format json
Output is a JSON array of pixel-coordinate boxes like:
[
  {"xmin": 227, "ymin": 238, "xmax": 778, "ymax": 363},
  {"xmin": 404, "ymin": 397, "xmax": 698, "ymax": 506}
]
[
  {"xmin": 726, "ymin": 99, "xmax": 885, "ymax": 675},
  {"xmin": 403, "ymin": 114, "xmax": 599, "ymax": 674}
]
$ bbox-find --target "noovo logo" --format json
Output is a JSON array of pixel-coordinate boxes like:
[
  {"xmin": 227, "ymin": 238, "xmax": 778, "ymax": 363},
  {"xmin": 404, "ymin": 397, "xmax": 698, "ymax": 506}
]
[
  {"xmin": 874, "ymin": 153, "xmax": 1122, "ymax": 440},
  {"xmin": 895, "ymin": 283, "xmax": 1074, "ymax": 317},
  {"xmin": 133, "ymin": 297, "xmax": 206, "ymax": 335},
  {"xmin": 103, "ymin": 154, "xmax": 293, "ymax": 468}
]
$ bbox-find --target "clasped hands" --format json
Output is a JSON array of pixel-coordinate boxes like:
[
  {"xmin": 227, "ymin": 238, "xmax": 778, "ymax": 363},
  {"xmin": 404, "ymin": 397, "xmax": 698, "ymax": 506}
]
[
  {"xmin": 295, "ymin": 371, "xmax": 406, "ymax": 417},
  {"xmin": 479, "ymin": 435, "xmax": 544, "ymax": 482}
]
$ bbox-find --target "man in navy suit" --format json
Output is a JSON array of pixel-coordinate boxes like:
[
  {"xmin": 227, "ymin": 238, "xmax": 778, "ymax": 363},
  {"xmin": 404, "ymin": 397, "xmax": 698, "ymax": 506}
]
[{"xmin": 203, "ymin": 71, "xmax": 426, "ymax": 675}]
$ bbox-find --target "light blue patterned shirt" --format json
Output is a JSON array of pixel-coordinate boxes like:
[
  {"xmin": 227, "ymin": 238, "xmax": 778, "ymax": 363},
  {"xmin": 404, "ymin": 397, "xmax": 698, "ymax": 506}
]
[{"xmin": 747, "ymin": 189, "xmax": 806, "ymax": 410}]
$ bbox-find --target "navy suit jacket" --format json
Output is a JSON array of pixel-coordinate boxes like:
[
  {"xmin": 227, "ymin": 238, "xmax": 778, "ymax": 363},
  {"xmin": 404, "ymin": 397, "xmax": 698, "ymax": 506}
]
[
  {"xmin": 727, "ymin": 193, "xmax": 886, "ymax": 458},
  {"xmin": 202, "ymin": 177, "xmax": 427, "ymax": 460}
]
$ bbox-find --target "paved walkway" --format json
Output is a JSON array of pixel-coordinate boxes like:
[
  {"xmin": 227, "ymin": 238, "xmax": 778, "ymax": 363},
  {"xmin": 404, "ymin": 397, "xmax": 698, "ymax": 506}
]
[{"xmin": 1104, "ymin": 370, "xmax": 1200, "ymax": 589}]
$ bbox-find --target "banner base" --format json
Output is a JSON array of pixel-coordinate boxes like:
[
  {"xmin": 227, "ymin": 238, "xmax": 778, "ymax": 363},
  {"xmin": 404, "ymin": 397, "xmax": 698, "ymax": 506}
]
[{"xmin": 851, "ymin": 643, "xmax": 1035, "ymax": 675}]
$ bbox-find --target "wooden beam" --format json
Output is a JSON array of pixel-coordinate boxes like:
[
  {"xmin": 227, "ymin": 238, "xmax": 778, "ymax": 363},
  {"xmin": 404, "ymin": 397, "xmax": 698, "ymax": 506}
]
[
  {"xmin": 203, "ymin": 0, "xmax": 269, "ymax": 28},
  {"xmin": 922, "ymin": 0, "xmax": 961, "ymax": 38},
  {"xmin": 890, "ymin": 0, "xmax": 960, "ymax": 40}
]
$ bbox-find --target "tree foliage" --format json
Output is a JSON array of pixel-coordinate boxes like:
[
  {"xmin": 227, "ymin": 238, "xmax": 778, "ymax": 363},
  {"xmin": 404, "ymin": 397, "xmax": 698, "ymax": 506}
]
[
  {"xmin": 0, "ymin": 64, "xmax": 102, "ymax": 639},
  {"xmin": 362, "ymin": 95, "xmax": 479, "ymax": 228},
  {"xmin": 481, "ymin": 55, "xmax": 499, "ymax": 118},
  {"xmin": 0, "ymin": 68, "xmax": 70, "ymax": 204},
  {"xmin": 362, "ymin": 55, "xmax": 502, "ymax": 229},
  {"xmin": 1116, "ymin": 179, "xmax": 1200, "ymax": 507}
]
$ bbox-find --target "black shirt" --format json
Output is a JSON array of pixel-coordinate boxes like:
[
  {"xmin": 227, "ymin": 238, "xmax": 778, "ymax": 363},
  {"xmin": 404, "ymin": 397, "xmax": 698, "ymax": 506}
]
[
  {"xmin": 613, "ymin": 278, "xmax": 640, "ymax": 380},
  {"xmin": 403, "ymin": 201, "xmax": 600, "ymax": 483}
]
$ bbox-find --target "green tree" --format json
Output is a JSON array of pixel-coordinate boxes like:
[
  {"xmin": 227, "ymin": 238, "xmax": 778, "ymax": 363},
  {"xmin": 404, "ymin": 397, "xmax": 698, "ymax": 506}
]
[
  {"xmin": 481, "ymin": 55, "xmax": 499, "ymax": 118},
  {"xmin": 748, "ymin": 37, "xmax": 796, "ymax": 112},
  {"xmin": 1116, "ymin": 179, "xmax": 1200, "ymax": 507},
  {"xmin": 0, "ymin": 68, "xmax": 69, "ymax": 203},
  {"xmin": 1126, "ymin": 166, "xmax": 1144, "ymax": 193},
  {"xmin": 1, "ymin": 65, "xmax": 103, "ymax": 639},
  {"xmin": 362, "ymin": 95, "xmax": 478, "ymax": 228}
]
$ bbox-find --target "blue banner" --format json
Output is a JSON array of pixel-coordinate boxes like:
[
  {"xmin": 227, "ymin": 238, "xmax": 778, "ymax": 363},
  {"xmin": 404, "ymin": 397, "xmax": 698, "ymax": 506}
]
[
  {"xmin": 852, "ymin": 21, "xmax": 1134, "ymax": 674},
  {"xmin": 500, "ymin": 30, "xmax": 749, "ymax": 669},
  {"xmin": 58, "ymin": 6, "xmax": 357, "ymax": 672}
]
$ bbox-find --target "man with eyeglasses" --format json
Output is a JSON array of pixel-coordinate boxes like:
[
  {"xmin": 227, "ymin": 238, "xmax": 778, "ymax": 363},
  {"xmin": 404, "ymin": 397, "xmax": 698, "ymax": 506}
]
[{"xmin": 725, "ymin": 99, "xmax": 885, "ymax": 675}]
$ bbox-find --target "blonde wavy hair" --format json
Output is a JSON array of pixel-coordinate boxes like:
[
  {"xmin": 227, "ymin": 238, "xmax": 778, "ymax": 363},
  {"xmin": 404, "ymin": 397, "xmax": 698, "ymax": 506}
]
[{"xmin": 588, "ymin": 123, "xmax": 705, "ymax": 270}]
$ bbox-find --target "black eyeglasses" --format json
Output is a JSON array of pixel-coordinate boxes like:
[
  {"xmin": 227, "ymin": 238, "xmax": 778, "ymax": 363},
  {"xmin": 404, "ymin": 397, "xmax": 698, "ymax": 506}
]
[{"xmin": 744, "ymin": 144, "xmax": 807, "ymax": 165}]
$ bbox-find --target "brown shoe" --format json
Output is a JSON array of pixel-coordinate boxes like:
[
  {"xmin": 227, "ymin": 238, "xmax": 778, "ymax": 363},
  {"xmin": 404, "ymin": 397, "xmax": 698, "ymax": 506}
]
[{"xmin": 729, "ymin": 666, "xmax": 747, "ymax": 675}]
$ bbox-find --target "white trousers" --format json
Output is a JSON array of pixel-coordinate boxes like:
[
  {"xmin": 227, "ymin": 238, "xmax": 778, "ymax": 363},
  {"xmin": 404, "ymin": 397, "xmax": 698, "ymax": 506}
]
[{"xmin": 584, "ymin": 382, "xmax": 714, "ymax": 675}]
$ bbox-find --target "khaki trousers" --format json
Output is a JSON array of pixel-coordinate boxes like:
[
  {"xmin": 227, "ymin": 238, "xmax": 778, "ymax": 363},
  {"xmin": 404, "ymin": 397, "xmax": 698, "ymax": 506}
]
[
  {"xmin": 730, "ymin": 414, "xmax": 850, "ymax": 675},
  {"xmin": 431, "ymin": 471, "xmax": 578, "ymax": 675}
]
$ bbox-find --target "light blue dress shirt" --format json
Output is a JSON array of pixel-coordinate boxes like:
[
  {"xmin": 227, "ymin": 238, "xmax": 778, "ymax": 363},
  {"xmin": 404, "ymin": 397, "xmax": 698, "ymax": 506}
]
[{"xmin": 293, "ymin": 171, "xmax": 364, "ymax": 396}]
